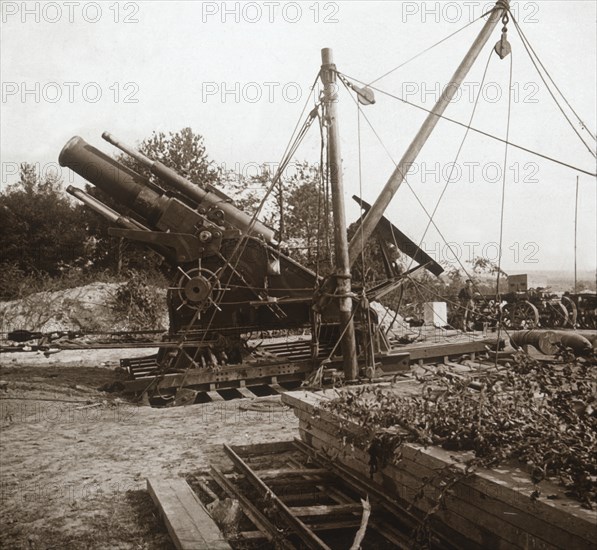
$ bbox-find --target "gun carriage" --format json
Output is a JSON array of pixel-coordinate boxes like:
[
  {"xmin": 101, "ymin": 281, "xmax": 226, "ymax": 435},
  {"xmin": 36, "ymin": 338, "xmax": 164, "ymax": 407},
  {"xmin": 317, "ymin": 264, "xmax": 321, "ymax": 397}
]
[
  {"xmin": 60, "ymin": 132, "xmax": 441, "ymax": 395},
  {"xmin": 449, "ymin": 288, "xmax": 595, "ymax": 331}
]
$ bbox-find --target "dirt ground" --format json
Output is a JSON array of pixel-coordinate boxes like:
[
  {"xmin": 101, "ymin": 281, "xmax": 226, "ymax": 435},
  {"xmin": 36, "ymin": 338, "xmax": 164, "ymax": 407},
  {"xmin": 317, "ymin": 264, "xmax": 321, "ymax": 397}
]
[{"xmin": 0, "ymin": 349, "xmax": 300, "ymax": 550}]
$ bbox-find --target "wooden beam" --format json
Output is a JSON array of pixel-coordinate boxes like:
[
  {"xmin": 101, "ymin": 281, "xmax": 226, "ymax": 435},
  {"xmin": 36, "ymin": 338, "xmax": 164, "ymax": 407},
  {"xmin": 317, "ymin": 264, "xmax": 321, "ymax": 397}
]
[
  {"xmin": 146, "ymin": 477, "xmax": 231, "ymax": 550},
  {"xmin": 224, "ymin": 444, "xmax": 332, "ymax": 550},
  {"xmin": 290, "ymin": 503, "xmax": 364, "ymax": 517},
  {"xmin": 123, "ymin": 361, "xmax": 313, "ymax": 393},
  {"xmin": 236, "ymin": 386, "xmax": 258, "ymax": 399},
  {"xmin": 209, "ymin": 467, "xmax": 295, "ymax": 550},
  {"xmin": 321, "ymin": 47, "xmax": 359, "ymax": 382}
]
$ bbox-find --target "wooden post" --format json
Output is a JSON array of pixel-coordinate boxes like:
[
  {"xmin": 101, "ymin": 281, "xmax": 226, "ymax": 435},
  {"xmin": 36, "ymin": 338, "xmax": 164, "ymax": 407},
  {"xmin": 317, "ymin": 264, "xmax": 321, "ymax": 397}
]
[
  {"xmin": 347, "ymin": 0, "xmax": 509, "ymax": 266},
  {"xmin": 321, "ymin": 48, "xmax": 359, "ymax": 382},
  {"xmin": 574, "ymin": 175, "xmax": 579, "ymax": 292}
]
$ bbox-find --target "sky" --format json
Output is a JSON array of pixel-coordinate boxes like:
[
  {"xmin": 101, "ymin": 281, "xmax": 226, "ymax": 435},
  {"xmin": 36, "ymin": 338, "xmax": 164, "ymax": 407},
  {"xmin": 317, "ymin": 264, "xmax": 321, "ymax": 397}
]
[{"xmin": 1, "ymin": 0, "xmax": 596, "ymax": 275}]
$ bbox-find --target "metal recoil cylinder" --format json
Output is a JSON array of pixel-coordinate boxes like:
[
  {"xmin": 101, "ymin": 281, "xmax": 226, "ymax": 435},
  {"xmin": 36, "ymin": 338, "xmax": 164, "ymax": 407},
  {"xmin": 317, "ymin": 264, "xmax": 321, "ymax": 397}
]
[{"xmin": 101, "ymin": 132, "xmax": 276, "ymax": 242}]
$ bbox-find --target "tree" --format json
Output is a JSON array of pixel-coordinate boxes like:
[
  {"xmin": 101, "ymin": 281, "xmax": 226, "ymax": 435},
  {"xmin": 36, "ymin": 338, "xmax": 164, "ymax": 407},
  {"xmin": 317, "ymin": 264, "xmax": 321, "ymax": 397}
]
[
  {"xmin": 117, "ymin": 127, "xmax": 219, "ymax": 191},
  {"xmin": 283, "ymin": 163, "xmax": 333, "ymax": 271},
  {"xmin": 84, "ymin": 128, "xmax": 221, "ymax": 274},
  {"xmin": 0, "ymin": 163, "xmax": 88, "ymax": 276},
  {"xmin": 217, "ymin": 160, "xmax": 334, "ymax": 272}
]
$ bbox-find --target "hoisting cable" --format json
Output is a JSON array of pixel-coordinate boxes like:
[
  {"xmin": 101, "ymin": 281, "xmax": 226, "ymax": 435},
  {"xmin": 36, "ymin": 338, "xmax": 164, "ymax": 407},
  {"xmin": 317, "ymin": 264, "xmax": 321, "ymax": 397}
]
[
  {"xmin": 195, "ymin": 100, "xmax": 321, "ymax": 347},
  {"xmin": 368, "ymin": 11, "xmax": 489, "ymax": 85},
  {"xmin": 356, "ymin": 97, "xmax": 377, "ymax": 370},
  {"xmin": 172, "ymin": 72, "xmax": 324, "ymax": 390},
  {"xmin": 508, "ymin": 14, "xmax": 595, "ymax": 157},
  {"xmin": 315, "ymin": 105, "xmax": 332, "ymax": 277},
  {"xmin": 339, "ymin": 72, "xmax": 597, "ymax": 178},
  {"xmin": 338, "ymin": 74, "xmax": 496, "ymax": 319},
  {"xmin": 342, "ymin": 74, "xmax": 484, "ymax": 350},
  {"xmin": 406, "ymin": 47, "xmax": 495, "ymax": 277},
  {"xmin": 494, "ymin": 28, "xmax": 515, "ymax": 366},
  {"xmin": 510, "ymin": 12, "xmax": 596, "ymax": 145},
  {"xmin": 341, "ymin": 69, "xmax": 523, "ymax": 348},
  {"xmin": 401, "ymin": 46, "xmax": 502, "ymax": 329},
  {"xmin": 207, "ymin": 69, "xmax": 323, "ymax": 295}
]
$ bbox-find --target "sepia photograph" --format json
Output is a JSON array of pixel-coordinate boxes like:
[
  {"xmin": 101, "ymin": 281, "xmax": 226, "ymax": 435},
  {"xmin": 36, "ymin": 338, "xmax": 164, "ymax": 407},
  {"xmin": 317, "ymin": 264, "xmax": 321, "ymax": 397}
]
[{"xmin": 1, "ymin": 1, "xmax": 596, "ymax": 548}]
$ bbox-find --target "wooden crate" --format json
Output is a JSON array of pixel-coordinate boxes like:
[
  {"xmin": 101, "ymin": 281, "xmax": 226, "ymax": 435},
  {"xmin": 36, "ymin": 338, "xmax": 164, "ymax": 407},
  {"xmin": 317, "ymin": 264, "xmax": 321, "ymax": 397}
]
[{"xmin": 282, "ymin": 389, "xmax": 597, "ymax": 550}]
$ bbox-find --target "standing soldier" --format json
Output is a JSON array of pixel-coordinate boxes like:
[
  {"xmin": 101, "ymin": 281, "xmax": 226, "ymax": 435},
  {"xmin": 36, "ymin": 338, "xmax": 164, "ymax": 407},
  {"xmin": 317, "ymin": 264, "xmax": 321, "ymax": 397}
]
[{"xmin": 458, "ymin": 279, "xmax": 475, "ymax": 331}]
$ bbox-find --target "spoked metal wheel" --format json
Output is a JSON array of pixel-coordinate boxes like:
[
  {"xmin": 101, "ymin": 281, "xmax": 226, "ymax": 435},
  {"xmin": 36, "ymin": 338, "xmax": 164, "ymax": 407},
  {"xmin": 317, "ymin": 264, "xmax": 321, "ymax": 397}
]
[
  {"xmin": 579, "ymin": 308, "xmax": 597, "ymax": 329},
  {"xmin": 540, "ymin": 301, "xmax": 569, "ymax": 328},
  {"xmin": 503, "ymin": 300, "xmax": 540, "ymax": 330},
  {"xmin": 560, "ymin": 296, "xmax": 577, "ymax": 328}
]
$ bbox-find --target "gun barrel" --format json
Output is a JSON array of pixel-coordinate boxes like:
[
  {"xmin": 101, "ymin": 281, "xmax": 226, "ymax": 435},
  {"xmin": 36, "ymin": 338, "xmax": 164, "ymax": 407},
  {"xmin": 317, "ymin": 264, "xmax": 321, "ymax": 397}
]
[
  {"xmin": 60, "ymin": 136, "xmax": 169, "ymax": 226},
  {"xmin": 102, "ymin": 132, "xmax": 275, "ymax": 242},
  {"xmin": 66, "ymin": 186, "xmax": 148, "ymax": 230}
]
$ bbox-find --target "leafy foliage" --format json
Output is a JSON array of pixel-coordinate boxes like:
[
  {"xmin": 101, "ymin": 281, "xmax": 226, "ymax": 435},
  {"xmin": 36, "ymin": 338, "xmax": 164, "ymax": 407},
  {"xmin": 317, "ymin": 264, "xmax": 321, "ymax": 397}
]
[
  {"xmin": 283, "ymin": 163, "xmax": 333, "ymax": 271},
  {"xmin": 323, "ymin": 351, "xmax": 597, "ymax": 508},
  {"xmin": 111, "ymin": 270, "xmax": 165, "ymax": 330},
  {"xmin": 116, "ymin": 127, "xmax": 220, "ymax": 190},
  {"xmin": 0, "ymin": 164, "xmax": 91, "ymax": 298},
  {"xmin": 220, "ymin": 160, "xmax": 334, "ymax": 272}
]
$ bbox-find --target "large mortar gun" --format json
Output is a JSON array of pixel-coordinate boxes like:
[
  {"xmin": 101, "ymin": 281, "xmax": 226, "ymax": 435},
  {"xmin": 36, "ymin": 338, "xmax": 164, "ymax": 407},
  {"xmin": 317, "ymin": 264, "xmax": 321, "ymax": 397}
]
[
  {"xmin": 60, "ymin": 135, "xmax": 319, "ymax": 368},
  {"xmin": 60, "ymin": 133, "xmax": 442, "ymax": 372}
]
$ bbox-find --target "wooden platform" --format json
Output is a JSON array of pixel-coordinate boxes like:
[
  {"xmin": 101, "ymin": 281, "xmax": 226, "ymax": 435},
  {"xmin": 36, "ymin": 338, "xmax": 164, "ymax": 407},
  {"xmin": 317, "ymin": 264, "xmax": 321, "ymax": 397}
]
[
  {"xmin": 121, "ymin": 334, "xmax": 497, "ymax": 397},
  {"xmin": 193, "ymin": 439, "xmax": 457, "ymax": 548},
  {"xmin": 147, "ymin": 477, "xmax": 231, "ymax": 550},
  {"xmin": 282, "ymin": 389, "xmax": 597, "ymax": 550}
]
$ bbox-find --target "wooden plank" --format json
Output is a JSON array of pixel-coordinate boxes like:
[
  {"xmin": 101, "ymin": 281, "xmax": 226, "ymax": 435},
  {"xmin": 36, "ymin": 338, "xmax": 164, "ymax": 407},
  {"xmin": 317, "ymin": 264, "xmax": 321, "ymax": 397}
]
[
  {"xmin": 124, "ymin": 361, "xmax": 314, "ymax": 392},
  {"xmin": 224, "ymin": 444, "xmax": 332, "ymax": 550},
  {"xmin": 398, "ymin": 454, "xmax": 587, "ymax": 550},
  {"xmin": 292, "ymin": 438, "xmax": 471, "ymax": 550},
  {"xmin": 146, "ymin": 477, "xmax": 231, "ymax": 550},
  {"xmin": 299, "ymin": 427, "xmax": 507, "ymax": 549},
  {"xmin": 287, "ymin": 390, "xmax": 597, "ymax": 548},
  {"xmin": 290, "ymin": 503, "xmax": 364, "ymax": 517},
  {"xmin": 206, "ymin": 390, "xmax": 224, "ymax": 402},
  {"xmin": 249, "ymin": 467, "xmax": 329, "ymax": 479},
  {"xmin": 280, "ymin": 491, "xmax": 328, "ymax": 504},
  {"xmin": 404, "ymin": 338, "xmax": 496, "ymax": 361},
  {"xmin": 297, "ymin": 409, "xmax": 585, "ymax": 549},
  {"xmin": 231, "ymin": 530, "xmax": 266, "ymax": 541},
  {"xmin": 401, "ymin": 444, "xmax": 597, "ymax": 542},
  {"xmin": 209, "ymin": 467, "xmax": 295, "ymax": 550},
  {"xmin": 236, "ymin": 386, "xmax": 258, "ymax": 399},
  {"xmin": 230, "ymin": 440, "xmax": 296, "ymax": 455},
  {"xmin": 306, "ymin": 518, "xmax": 362, "ymax": 531}
]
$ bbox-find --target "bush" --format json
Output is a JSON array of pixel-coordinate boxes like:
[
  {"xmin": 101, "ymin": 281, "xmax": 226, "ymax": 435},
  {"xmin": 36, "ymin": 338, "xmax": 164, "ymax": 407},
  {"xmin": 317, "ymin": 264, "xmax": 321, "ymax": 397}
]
[{"xmin": 112, "ymin": 270, "xmax": 166, "ymax": 330}]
